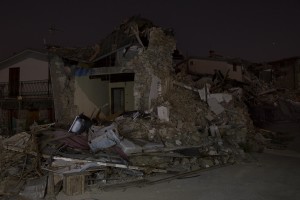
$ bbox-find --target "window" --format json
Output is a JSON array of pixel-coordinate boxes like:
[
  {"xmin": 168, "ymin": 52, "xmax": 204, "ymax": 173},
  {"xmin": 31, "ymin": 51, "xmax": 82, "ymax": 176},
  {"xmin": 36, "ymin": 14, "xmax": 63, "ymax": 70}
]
[{"xmin": 9, "ymin": 67, "xmax": 20, "ymax": 97}]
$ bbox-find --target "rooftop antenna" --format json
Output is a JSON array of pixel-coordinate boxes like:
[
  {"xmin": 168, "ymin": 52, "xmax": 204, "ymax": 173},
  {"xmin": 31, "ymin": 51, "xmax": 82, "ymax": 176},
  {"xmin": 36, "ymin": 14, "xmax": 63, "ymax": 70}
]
[
  {"xmin": 49, "ymin": 24, "xmax": 62, "ymax": 35},
  {"xmin": 47, "ymin": 24, "xmax": 63, "ymax": 48}
]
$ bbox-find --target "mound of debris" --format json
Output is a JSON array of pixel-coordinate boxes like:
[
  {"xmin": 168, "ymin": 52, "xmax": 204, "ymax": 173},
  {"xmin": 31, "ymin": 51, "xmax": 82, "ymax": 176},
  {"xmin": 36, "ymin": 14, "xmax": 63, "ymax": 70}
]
[{"xmin": 0, "ymin": 72, "xmax": 265, "ymax": 198}]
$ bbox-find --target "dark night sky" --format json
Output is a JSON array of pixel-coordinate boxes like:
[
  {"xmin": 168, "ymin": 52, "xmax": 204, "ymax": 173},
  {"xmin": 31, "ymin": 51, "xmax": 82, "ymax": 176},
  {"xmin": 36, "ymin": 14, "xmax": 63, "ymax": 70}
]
[{"xmin": 1, "ymin": 0, "xmax": 300, "ymax": 62}]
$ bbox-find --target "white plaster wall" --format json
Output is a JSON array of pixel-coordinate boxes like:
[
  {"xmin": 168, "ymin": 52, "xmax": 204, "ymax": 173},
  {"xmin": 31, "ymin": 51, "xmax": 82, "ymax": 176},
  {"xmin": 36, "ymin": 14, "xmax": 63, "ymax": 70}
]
[
  {"xmin": 74, "ymin": 76, "xmax": 109, "ymax": 116},
  {"xmin": 188, "ymin": 59, "xmax": 243, "ymax": 81},
  {"xmin": 149, "ymin": 75, "xmax": 161, "ymax": 108},
  {"xmin": 0, "ymin": 58, "xmax": 48, "ymax": 82}
]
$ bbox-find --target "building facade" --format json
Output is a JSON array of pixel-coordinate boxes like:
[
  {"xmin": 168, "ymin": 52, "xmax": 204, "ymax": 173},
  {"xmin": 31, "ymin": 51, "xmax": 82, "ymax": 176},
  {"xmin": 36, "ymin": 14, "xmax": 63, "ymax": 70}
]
[
  {"xmin": 0, "ymin": 49, "xmax": 54, "ymax": 134},
  {"xmin": 176, "ymin": 57, "xmax": 244, "ymax": 82}
]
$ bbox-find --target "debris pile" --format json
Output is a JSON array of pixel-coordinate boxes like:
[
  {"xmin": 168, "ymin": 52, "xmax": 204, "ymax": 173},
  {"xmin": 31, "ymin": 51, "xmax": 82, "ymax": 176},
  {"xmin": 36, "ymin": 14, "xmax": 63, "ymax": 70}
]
[
  {"xmin": 241, "ymin": 70, "xmax": 300, "ymax": 124},
  {"xmin": 0, "ymin": 68, "xmax": 265, "ymax": 198},
  {"xmin": 0, "ymin": 15, "xmax": 286, "ymax": 199}
]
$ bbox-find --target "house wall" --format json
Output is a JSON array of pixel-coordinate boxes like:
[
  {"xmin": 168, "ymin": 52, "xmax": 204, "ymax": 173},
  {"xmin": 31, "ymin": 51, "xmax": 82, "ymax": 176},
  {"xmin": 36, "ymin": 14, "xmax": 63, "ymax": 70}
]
[
  {"xmin": 271, "ymin": 59, "xmax": 300, "ymax": 90},
  {"xmin": 74, "ymin": 76, "xmax": 109, "ymax": 116},
  {"xmin": 125, "ymin": 28, "xmax": 176, "ymax": 110},
  {"xmin": 49, "ymin": 55, "xmax": 78, "ymax": 125},
  {"xmin": 0, "ymin": 58, "xmax": 48, "ymax": 82},
  {"xmin": 187, "ymin": 59, "xmax": 243, "ymax": 81},
  {"xmin": 274, "ymin": 66, "xmax": 295, "ymax": 89},
  {"xmin": 109, "ymin": 81, "xmax": 134, "ymax": 113},
  {"xmin": 0, "ymin": 57, "xmax": 53, "ymax": 134}
]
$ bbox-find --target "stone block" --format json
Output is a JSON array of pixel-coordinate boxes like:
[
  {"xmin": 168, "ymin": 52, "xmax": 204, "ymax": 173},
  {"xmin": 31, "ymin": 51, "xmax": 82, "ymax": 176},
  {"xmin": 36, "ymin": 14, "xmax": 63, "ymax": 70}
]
[
  {"xmin": 118, "ymin": 139, "xmax": 142, "ymax": 155},
  {"xmin": 207, "ymin": 97, "xmax": 224, "ymax": 115},
  {"xmin": 157, "ymin": 106, "xmax": 170, "ymax": 121}
]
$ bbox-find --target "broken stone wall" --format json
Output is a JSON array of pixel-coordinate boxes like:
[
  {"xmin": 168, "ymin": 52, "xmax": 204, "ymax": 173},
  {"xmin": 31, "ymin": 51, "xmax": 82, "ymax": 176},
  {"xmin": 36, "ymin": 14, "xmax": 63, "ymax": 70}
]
[
  {"xmin": 49, "ymin": 55, "xmax": 78, "ymax": 125},
  {"xmin": 125, "ymin": 28, "xmax": 176, "ymax": 110}
]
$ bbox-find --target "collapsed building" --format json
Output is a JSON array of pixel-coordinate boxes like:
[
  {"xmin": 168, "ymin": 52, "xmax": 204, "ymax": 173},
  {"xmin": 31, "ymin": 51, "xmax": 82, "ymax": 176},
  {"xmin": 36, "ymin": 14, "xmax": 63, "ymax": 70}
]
[
  {"xmin": 244, "ymin": 58, "xmax": 300, "ymax": 124},
  {"xmin": 48, "ymin": 16, "xmax": 176, "ymax": 125},
  {"xmin": 0, "ymin": 16, "xmax": 267, "ymax": 198}
]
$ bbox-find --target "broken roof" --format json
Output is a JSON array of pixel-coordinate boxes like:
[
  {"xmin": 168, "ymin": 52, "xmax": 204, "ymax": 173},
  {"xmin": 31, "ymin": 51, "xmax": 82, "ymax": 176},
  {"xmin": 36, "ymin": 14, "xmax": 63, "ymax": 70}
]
[
  {"xmin": 48, "ymin": 15, "xmax": 157, "ymax": 63},
  {"xmin": 268, "ymin": 56, "xmax": 300, "ymax": 64}
]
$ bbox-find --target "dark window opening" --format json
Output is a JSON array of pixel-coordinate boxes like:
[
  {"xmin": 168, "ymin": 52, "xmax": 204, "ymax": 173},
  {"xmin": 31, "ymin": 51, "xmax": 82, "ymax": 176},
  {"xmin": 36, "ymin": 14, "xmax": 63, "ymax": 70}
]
[
  {"xmin": 9, "ymin": 67, "xmax": 20, "ymax": 97},
  {"xmin": 189, "ymin": 61, "xmax": 194, "ymax": 66},
  {"xmin": 90, "ymin": 73, "xmax": 134, "ymax": 83},
  {"xmin": 233, "ymin": 64, "xmax": 237, "ymax": 72},
  {"xmin": 140, "ymin": 35, "xmax": 149, "ymax": 47},
  {"xmin": 94, "ymin": 53, "xmax": 116, "ymax": 68}
]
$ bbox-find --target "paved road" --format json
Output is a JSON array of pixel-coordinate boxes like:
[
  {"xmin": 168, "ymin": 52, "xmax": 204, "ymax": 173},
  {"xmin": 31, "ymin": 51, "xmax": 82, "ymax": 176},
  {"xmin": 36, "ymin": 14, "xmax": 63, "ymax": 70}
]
[{"xmin": 57, "ymin": 152, "xmax": 300, "ymax": 200}]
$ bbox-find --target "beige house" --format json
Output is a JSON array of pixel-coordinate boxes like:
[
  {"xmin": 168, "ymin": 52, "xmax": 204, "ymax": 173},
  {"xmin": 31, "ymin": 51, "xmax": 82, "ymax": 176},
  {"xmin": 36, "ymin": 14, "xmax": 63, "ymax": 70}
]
[
  {"xmin": 0, "ymin": 49, "xmax": 54, "ymax": 134},
  {"xmin": 177, "ymin": 57, "xmax": 244, "ymax": 82}
]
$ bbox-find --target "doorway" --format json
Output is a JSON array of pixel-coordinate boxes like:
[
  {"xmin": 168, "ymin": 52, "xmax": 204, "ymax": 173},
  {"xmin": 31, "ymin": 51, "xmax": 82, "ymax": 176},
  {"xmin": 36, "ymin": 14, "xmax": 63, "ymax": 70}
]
[
  {"xmin": 111, "ymin": 88, "xmax": 125, "ymax": 114},
  {"xmin": 9, "ymin": 67, "xmax": 20, "ymax": 97}
]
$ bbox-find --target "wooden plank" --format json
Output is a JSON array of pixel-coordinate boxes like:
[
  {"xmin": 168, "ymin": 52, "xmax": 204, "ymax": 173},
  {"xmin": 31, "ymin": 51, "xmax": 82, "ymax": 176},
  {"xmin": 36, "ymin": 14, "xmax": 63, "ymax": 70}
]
[{"xmin": 63, "ymin": 172, "xmax": 89, "ymax": 196}]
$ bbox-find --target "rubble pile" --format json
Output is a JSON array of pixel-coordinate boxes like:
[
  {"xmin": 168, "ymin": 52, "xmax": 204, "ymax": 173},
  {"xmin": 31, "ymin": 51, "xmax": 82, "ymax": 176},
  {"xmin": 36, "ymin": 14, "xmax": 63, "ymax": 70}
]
[
  {"xmin": 240, "ymin": 70, "xmax": 300, "ymax": 123},
  {"xmin": 0, "ymin": 72, "xmax": 264, "ymax": 199}
]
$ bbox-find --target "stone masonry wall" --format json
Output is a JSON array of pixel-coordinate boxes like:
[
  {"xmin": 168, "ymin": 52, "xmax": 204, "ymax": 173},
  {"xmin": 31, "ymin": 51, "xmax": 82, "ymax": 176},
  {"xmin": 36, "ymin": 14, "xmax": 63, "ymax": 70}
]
[
  {"xmin": 49, "ymin": 55, "xmax": 78, "ymax": 125},
  {"xmin": 125, "ymin": 28, "xmax": 176, "ymax": 110}
]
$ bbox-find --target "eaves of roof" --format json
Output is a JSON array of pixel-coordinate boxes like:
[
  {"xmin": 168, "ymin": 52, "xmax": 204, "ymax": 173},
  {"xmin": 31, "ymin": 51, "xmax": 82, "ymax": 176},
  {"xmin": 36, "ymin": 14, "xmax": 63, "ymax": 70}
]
[{"xmin": 0, "ymin": 49, "xmax": 48, "ymax": 70}]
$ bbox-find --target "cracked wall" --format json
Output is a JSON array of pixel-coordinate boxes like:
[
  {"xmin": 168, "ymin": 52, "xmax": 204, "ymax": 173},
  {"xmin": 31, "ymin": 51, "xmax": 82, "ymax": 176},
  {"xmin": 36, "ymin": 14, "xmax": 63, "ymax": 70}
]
[
  {"xmin": 125, "ymin": 27, "xmax": 176, "ymax": 110},
  {"xmin": 49, "ymin": 55, "xmax": 78, "ymax": 125}
]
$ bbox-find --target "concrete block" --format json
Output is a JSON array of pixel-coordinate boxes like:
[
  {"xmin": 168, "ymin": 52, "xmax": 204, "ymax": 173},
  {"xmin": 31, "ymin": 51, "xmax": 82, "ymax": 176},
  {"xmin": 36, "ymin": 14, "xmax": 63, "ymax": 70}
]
[
  {"xmin": 19, "ymin": 176, "xmax": 48, "ymax": 199},
  {"xmin": 143, "ymin": 142, "xmax": 164, "ymax": 150},
  {"xmin": 205, "ymin": 114, "xmax": 214, "ymax": 121},
  {"xmin": 88, "ymin": 123, "xmax": 121, "ymax": 152},
  {"xmin": 198, "ymin": 84, "xmax": 211, "ymax": 101},
  {"xmin": 207, "ymin": 98, "xmax": 224, "ymax": 115},
  {"xmin": 200, "ymin": 159, "xmax": 214, "ymax": 168},
  {"xmin": 157, "ymin": 106, "xmax": 170, "ymax": 121},
  {"xmin": 210, "ymin": 93, "xmax": 232, "ymax": 103},
  {"xmin": 118, "ymin": 139, "xmax": 142, "ymax": 155}
]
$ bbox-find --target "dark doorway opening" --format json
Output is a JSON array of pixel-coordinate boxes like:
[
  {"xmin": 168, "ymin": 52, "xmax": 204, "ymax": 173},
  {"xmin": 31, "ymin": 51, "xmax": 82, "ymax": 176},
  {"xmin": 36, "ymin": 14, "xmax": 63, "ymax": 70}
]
[
  {"xmin": 9, "ymin": 67, "xmax": 20, "ymax": 97},
  {"xmin": 111, "ymin": 88, "xmax": 125, "ymax": 114}
]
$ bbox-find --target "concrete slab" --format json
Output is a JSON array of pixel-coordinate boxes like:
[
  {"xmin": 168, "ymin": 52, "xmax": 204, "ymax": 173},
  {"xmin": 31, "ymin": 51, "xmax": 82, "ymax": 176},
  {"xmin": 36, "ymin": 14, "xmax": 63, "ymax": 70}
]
[
  {"xmin": 207, "ymin": 98, "xmax": 224, "ymax": 115},
  {"xmin": 157, "ymin": 106, "xmax": 170, "ymax": 121}
]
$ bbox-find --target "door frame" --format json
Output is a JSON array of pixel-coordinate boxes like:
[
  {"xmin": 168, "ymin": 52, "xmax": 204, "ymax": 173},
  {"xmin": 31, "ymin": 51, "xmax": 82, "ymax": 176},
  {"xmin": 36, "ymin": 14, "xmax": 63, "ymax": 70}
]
[{"xmin": 111, "ymin": 87, "xmax": 125, "ymax": 114}]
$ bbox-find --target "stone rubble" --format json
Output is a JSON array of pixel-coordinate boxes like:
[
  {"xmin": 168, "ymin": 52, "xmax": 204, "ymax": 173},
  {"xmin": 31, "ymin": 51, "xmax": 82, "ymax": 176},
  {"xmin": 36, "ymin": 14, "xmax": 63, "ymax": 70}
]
[{"xmin": 0, "ymin": 72, "xmax": 264, "ymax": 197}]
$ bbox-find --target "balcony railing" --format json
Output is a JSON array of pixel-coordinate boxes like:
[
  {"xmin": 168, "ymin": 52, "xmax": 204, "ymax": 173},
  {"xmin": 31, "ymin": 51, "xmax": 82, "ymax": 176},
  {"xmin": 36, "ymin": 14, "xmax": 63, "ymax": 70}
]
[{"xmin": 0, "ymin": 80, "xmax": 52, "ymax": 98}]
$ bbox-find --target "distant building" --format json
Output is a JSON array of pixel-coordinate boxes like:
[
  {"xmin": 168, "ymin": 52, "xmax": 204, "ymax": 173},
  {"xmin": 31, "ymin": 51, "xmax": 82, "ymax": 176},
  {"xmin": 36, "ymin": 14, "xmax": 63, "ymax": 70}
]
[
  {"xmin": 176, "ymin": 56, "xmax": 244, "ymax": 82},
  {"xmin": 268, "ymin": 57, "xmax": 300, "ymax": 90},
  {"xmin": 0, "ymin": 49, "xmax": 54, "ymax": 134},
  {"xmin": 249, "ymin": 57, "xmax": 300, "ymax": 90}
]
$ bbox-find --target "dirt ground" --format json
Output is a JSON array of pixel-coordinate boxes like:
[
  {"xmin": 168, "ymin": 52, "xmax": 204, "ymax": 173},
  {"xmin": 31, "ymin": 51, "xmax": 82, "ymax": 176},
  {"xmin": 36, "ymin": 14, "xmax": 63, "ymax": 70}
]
[{"xmin": 55, "ymin": 122, "xmax": 300, "ymax": 200}]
